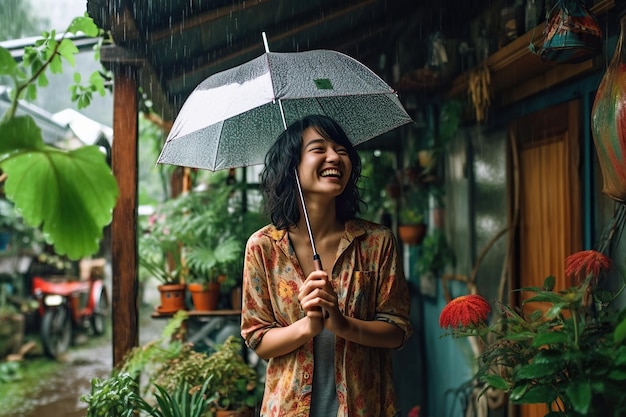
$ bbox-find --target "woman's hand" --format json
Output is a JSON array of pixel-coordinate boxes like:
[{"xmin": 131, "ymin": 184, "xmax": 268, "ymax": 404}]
[{"xmin": 298, "ymin": 270, "xmax": 344, "ymax": 331}]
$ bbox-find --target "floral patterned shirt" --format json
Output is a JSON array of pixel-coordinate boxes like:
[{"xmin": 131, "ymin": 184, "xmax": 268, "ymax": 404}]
[{"xmin": 241, "ymin": 218, "xmax": 412, "ymax": 417}]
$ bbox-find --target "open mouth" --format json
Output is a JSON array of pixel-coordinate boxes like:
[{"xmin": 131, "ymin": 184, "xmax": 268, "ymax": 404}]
[{"xmin": 320, "ymin": 168, "xmax": 342, "ymax": 178}]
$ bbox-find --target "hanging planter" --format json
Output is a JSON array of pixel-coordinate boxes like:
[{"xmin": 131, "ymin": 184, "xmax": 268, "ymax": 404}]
[
  {"xmin": 591, "ymin": 5, "xmax": 626, "ymax": 202},
  {"xmin": 398, "ymin": 224, "xmax": 427, "ymax": 246},
  {"xmin": 531, "ymin": 0, "xmax": 602, "ymax": 64}
]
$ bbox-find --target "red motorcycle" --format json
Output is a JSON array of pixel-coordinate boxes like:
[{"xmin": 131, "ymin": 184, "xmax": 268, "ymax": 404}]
[{"xmin": 32, "ymin": 258, "xmax": 109, "ymax": 359}]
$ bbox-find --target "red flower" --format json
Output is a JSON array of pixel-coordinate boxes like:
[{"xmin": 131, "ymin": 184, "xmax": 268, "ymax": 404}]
[
  {"xmin": 408, "ymin": 405, "xmax": 420, "ymax": 417},
  {"xmin": 439, "ymin": 294, "xmax": 491, "ymax": 330},
  {"xmin": 565, "ymin": 250, "xmax": 611, "ymax": 280}
]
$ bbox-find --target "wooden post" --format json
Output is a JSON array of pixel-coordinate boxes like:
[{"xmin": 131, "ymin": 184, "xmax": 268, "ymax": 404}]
[{"xmin": 109, "ymin": 57, "xmax": 141, "ymax": 367}]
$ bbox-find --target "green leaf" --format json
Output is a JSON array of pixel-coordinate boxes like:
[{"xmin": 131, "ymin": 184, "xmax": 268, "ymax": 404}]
[
  {"xmin": 566, "ymin": 380, "xmax": 591, "ymax": 414},
  {"xmin": 67, "ymin": 16, "xmax": 99, "ymax": 37},
  {"xmin": 0, "ymin": 47, "xmax": 17, "ymax": 76},
  {"xmin": 505, "ymin": 331, "xmax": 536, "ymax": 341},
  {"xmin": 615, "ymin": 316, "xmax": 626, "ymax": 344},
  {"xmin": 37, "ymin": 72, "xmax": 49, "ymax": 88},
  {"xmin": 89, "ymin": 71, "xmax": 106, "ymax": 96},
  {"xmin": 531, "ymin": 331, "xmax": 569, "ymax": 347},
  {"xmin": 1, "ymin": 138, "xmax": 118, "ymax": 259},
  {"xmin": 524, "ymin": 292, "xmax": 564, "ymax": 304},
  {"xmin": 49, "ymin": 54, "xmax": 63, "ymax": 74},
  {"xmin": 543, "ymin": 275, "xmax": 556, "ymax": 291},
  {"xmin": 57, "ymin": 39, "xmax": 78, "ymax": 66},
  {"xmin": 511, "ymin": 384, "xmax": 557, "ymax": 404},
  {"xmin": 481, "ymin": 374, "xmax": 509, "ymax": 390},
  {"xmin": 509, "ymin": 383, "xmax": 529, "ymax": 401},
  {"xmin": 25, "ymin": 84, "xmax": 37, "ymax": 101},
  {"xmin": 0, "ymin": 116, "xmax": 45, "ymax": 156},
  {"xmin": 516, "ymin": 361, "xmax": 560, "ymax": 379},
  {"xmin": 608, "ymin": 368, "xmax": 626, "ymax": 381}
]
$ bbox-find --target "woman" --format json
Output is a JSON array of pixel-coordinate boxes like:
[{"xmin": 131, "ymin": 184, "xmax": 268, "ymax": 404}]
[{"xmin": 241, "ymin": 115, "xmax": 412, "ymax": 417}]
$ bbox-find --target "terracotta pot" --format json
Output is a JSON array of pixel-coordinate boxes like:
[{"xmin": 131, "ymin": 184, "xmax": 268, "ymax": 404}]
[
  {"xmin": 187, "ymin": 282, "xmax": 220, "ymax": 311},
  {"xmin": 398, "ymin": 224, "xmax": 427, "ymax": 246},
  {"xmin": 157, "ymin": 283, "xmax": 186, "ymax": 313},
  {"xmin": 230, "ymin": 286, "xmax": 242, "ymax": 310}
]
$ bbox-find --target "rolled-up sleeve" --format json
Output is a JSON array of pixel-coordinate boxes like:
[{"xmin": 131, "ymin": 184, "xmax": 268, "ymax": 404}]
[
  {"xmin": 240, "ymin": 233, "xmax": 278, "ymax": 350},
  {"xmin": 375, "ymin": 231, "xmax": 413, "ymax": 348}
]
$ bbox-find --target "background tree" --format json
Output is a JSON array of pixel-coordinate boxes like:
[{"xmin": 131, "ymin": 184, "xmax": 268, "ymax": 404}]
[{"xmin": 0, "ymin": 0, "xmax": 49, "ymax": 41}]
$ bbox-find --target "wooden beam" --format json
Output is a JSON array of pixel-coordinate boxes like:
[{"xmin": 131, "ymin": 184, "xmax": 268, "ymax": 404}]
[
  {"xmin": 165, "ymin": 0, "xmax": 380, "ymax": 90},
  {"xmin": 110, "ymin": 61, "xmax": 140, "ymax": 367}
]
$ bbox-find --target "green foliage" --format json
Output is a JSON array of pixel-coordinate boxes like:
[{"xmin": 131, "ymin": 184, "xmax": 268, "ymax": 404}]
[
  {"xmin": 358, "ymin": 150, "xmax": 396, "ymax": 222},
  {"xmin": 118, "ymin": 310, "xmax": 188, "ymax": 380},
  {"xmin": 451, "ymin": 276, "xmax": 626, "ymax": 417},
  {"xmin": 82, "ymin": 372, "xmax": 215, "ymax": 417},
  {"xmin": 0, "ymin": 15, "xmax": 118, "ymax": 259},
  {"xmin": 416, "ymin": 229, "xmax": 456, "ymax": 275},
  {"xmin": 0, "ymin": 361, "xmax": 22, "ymax": 383},
  {"xmin": 83, "ymin": 313, "xmax": 260, "ymax": 416},
  {"xmin": 139, "ymin": 177, "xmax": 266, "ymax": 286},
  {"xmin": 149, "ymin": 379, "xmax": 216, "ymax": 417},
  {"xmin": 81, "ymin": 373, "xmax": 145, "ymax": 417},
  {"xmin": 151, "ymin": 336, "xmax": 261, "ymax": 412},
  {"xmin": 398, "ymin": 184, "xmax": 429, "ymax": 225}
]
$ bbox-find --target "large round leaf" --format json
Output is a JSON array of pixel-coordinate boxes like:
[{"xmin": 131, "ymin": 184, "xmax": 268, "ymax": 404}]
[{"xmin": 0, "ymin": 116, "xmax": 119, "ymax": 259}]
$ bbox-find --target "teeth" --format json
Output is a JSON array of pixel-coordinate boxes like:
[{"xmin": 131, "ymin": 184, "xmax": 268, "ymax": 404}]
[{"xmin": 321, "ymin": 169, "xmax": 341, "ymax": 177}]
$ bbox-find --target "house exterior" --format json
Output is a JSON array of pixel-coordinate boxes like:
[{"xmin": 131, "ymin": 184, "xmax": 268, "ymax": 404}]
[{"xmin": 89, "ymin": 1, "xmax": 626, "ymax": 416}]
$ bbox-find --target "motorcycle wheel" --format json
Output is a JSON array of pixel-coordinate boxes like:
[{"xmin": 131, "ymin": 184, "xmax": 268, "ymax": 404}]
[
  {"xmin": 41, "ymin": 308, "xmax": 72, "ymax": 359},
  {"xmin": 91, "ymin": 291, "xmax": 109, "ymax": 336}
]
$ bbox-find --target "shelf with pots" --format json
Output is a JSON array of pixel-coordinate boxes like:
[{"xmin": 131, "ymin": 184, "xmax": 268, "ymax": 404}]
[{"xmin": 139, "ymin": 174, "xmax": 267, "ymax": 316}]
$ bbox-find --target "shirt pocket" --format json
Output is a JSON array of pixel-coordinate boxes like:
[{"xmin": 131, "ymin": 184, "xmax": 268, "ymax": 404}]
[{"xmin": 344, "ymin": 270, "xmax": 378, "ymax": 319}]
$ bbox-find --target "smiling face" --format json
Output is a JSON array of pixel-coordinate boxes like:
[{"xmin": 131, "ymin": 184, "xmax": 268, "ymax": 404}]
[{"xmin": 298, "ymin": 126, "xmax": 352, "ymax": 198}]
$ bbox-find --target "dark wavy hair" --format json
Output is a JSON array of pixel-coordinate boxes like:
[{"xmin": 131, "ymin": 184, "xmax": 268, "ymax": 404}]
[{"xmin": 260, "ymin": 114, "xmax": 362, "ymax": 229}]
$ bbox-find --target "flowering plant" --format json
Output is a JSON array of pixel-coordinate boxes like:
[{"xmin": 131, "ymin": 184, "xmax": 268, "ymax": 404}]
[{"xmin": 440, "ymin": 250, "xmax": 626, "ymax": 417}]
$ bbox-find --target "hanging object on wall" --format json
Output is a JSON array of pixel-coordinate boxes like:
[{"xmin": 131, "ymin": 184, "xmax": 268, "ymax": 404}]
[
  {"xmin": 530, "ymin": 0, "xmax": 602, "ymax": 64},
  {"xmin": 467, "ymin": 64, "xmax": 491, "ymax": 124},
  {"xmin": 591, "ymin": 6, "xmax": 626, "ymax": 202}
]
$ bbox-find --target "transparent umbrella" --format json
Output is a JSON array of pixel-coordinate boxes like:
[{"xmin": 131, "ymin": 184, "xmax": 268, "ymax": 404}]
[
  {"xmin": 158, "ymin": 37, "xmax": 413, "ymax": 268},
  {"xmin": 158, "ymin": 50, "xmax": 412, "ymax": 170}
]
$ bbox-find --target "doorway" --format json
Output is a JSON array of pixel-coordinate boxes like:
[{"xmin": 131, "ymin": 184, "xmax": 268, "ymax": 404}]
[{"xmin": 511, "ymin": 100, "xmax": 583, "ymax": 417}]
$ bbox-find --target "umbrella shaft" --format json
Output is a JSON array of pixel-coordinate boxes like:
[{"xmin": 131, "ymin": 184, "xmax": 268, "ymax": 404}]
[{"xmin": 294, "ymin": 168, "xmax": 321, "ymax": 270}]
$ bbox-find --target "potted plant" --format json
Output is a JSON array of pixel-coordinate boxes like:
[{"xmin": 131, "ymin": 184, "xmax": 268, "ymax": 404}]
[
  {"xmin": 152, "ymin": 335, "xmax": 261, "ymax": 417},
  {"xmin": 81, "ymin": 312, "xmax": 219, "ymax": 417},
  {"xmin": 185, "ymin": 237, "xmax": 242, "ymax": 311},
  {"xmin": 416, "ymin": 228, "xmax": 456, "ymax": 276},
  {"xmin": 138, "ymin": 177, "xmax": 239, "ymax": 312},
  {"xmin": 139, "ymin": 171, "xmax": 267, "ymax": 313},
  {"xmin": 397, "ymin": 184, "xmax": 429, "ymax": 245},
  {"xmin": 139, "ymin": 212, "xmax": 186, "ymax": 314},
  {"xmin": 439, "ymin": 250, "xmax": 626, "ymax": 416}
]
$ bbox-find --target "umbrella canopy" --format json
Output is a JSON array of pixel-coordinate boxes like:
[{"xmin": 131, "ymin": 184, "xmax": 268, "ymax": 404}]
[{"xmin": 158, "ymin": 49, "xmax": 412, "ymax": 171}]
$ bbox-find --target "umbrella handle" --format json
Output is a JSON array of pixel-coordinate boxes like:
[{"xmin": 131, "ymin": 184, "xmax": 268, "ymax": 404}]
[{"xmin": 313, "ymin": 255, "xmax": 323, "ymax": 271}]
